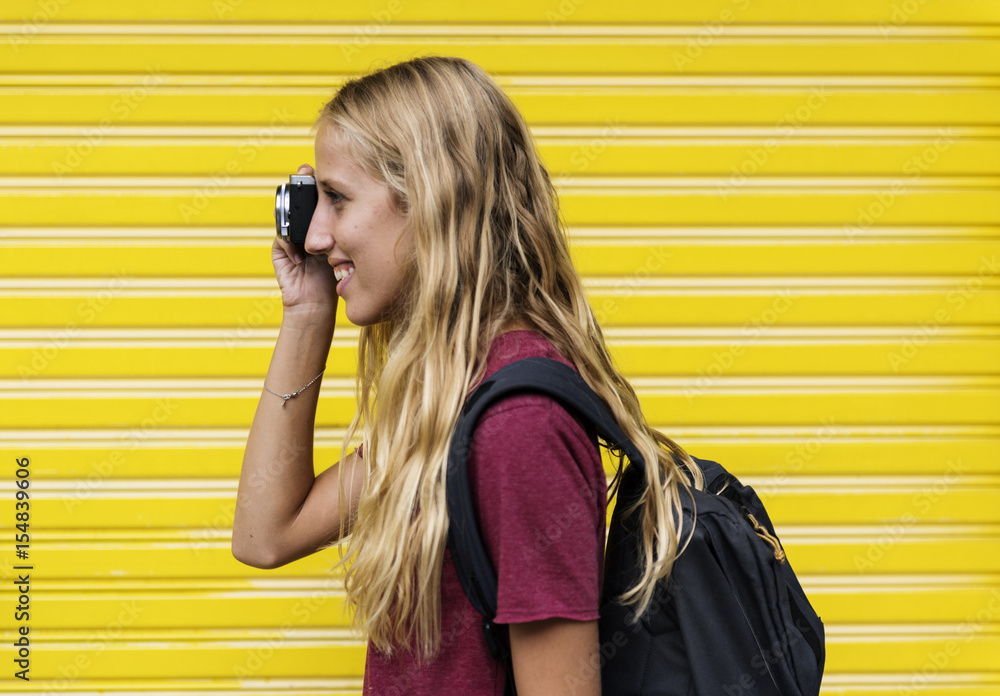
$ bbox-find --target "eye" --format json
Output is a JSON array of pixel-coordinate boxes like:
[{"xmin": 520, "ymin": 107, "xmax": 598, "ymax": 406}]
[{"xmin": 322, "ymin": 188, "xmax": 344, "ymax": 204}]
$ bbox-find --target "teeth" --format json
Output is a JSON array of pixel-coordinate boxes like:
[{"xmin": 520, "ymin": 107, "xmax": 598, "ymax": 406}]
[{"xmin": 334, "ymin": 266, "xmax": 355, "ymax": 282}]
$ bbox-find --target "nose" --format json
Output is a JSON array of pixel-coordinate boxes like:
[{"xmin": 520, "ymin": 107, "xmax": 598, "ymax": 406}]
[{"xmin": 303, "ymin": 207, "xmax": 334, "ymax": 257}]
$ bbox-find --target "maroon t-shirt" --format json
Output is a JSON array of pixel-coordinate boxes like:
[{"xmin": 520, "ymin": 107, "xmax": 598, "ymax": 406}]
[{"xmin": 362, "ymin": 330, "xmax": 607, "ymax": 695}]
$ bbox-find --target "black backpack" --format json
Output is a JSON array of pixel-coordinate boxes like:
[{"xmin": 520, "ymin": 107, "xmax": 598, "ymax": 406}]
[{"xmin": 446, "ymin": 357, "xmax": 825, "ymax": 695}]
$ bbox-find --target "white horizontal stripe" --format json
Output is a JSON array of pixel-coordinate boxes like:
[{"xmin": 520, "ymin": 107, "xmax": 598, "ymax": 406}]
[
  {"xmin": 823, "ymin": 673, "xmax": 1000, "ymax": 687},
  {"xmin": 2, "ymin": 276, "xmax": 998, "ymax": 291},
  {"xmin": 4, "ymin": 375, "xmax": 1000, "ymax": 392},
  {"xmin": 5, "ymin": 175, "xmax": 998, "ymax": 189},
  {"xmin": 2, "ymin": 326, "xmax": 1000, "ymax": 343},
  {"xmin": 4, "ymin": 124, "xmax": 1000, "ymax": 138},
  {"xmin": 0, "ymin": 425, "xmax": 995, "ymax": 442},
  {"xmin": 776, "ymin": 523, "xmax": 1000, "ymax": 539},
  {"xmin": 17, "ymin": 475, "xmax": 999, "ymax": 496},
  {"xmin": 32, "ymin": 627, "xmax": 363, "ymax": 643},
  {"xmin": 802, "ymin": 573, "xmax": 1000, "ymax": 588},
  {"xmin": 25, "ymin": 479, "xmax": 239, "ymax": 493},
  {"xmin": 825, "ymin": 624, "xmax": 1000, "ymax": 637},
  {"xmin": 0, "ymin": 226, "xmax": 274, "ymax": 238},
  {"xmin": 0, "ymin": 680, "xmax": 368, "ymax": 693},
  {"xmin": 24, "ymin": 573, "xmax": 1000, "ymax": 592},
  {"xmin": 3, "ymin": 224, "xmax": 997, "ymax": 240},
  {"xmin": 0, "ymin": 428, "xmax": 351, "ymax": 444},
  {"xmin": 740, "ymin": 475, "xmax": 1000, "ymax": 491},
  {"xmin": 22, "ymin": 625, "xmax": 1000, "ymax": 642},
  {"xmin": 0, "ymin": 679, "xmax": 365, "ymax": 693},
  {"xmin": 2, "ymin": 74, "xmax": 999, "ymax": 88},
  {"xmin": 20, "ymin": 524, "xmax": 1000, "ymax": 543},
  {"xmin": 583, "ymin": 277, "xmax": 1000, "ymax": 290},
  {"xmin": 2, "ymin": 22, "xmax": 997, "ymax": 38}
]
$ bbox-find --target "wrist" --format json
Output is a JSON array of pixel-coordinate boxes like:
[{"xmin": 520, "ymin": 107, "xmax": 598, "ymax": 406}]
[
  {"xmin": 275, "ymin": 313, "xmax": 336, "ymax": 367},
  {"xmin": 280, "ymin": 304, "xmax": 337, "ymax": 334},
  {"xmin": 263, "ymin": 367, "xmax": 326, "ymax": 408}
]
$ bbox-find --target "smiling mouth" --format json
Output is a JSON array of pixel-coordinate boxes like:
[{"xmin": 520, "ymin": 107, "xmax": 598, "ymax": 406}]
[{"xmin": 334, "ymin": 265, "xmax": 355, "ymax": 282}]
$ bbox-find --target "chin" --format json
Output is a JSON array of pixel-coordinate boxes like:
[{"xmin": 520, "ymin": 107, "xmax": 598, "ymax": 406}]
[
  {"xmin": 344, "ymin": 305, "xmax": 380, "ymax": 328},
  {"xmin": 345, "ymin": 296, "xmax": 404, "ymax": 329}
]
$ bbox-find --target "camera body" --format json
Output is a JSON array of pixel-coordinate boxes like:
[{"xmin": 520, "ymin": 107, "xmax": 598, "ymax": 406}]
[{"xmin": 274, "ymin": 174, "xmax": 317, "ymax": 244}]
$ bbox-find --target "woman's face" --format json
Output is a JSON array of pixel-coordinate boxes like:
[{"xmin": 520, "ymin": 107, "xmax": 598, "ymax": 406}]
[{"xmin": 304, "ymin": 122, "xmax": 413, "ymax": 326}]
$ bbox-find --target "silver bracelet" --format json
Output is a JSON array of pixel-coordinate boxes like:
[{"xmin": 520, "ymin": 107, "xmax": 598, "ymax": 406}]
[{"xmin": 263, "ymin": 368, "xmax": 325, "ymax": 407}]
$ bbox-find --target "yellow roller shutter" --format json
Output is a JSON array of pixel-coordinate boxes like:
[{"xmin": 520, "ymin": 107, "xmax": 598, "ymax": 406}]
[{"xmin": 1, "ymin": 2, "xmax": 998, "ymax": 694}]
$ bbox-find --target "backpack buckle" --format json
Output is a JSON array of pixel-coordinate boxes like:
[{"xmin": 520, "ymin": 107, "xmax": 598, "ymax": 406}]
[{"xmin": 482, "ymin": 618, "xmax": 501, "ymax": 659}]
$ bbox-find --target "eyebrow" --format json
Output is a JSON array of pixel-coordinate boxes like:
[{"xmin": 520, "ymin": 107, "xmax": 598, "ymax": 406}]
[{"xmin": 317, "ymin": 178, "xmax": 350, "ymax": 191}]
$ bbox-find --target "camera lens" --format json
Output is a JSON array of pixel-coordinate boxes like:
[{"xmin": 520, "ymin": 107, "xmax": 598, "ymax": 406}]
[
  {"xmin": 274, "ymin": 184, "xmax": 291, "ymax": 239},
  {"xmin": 274, "ymin": 175, "xmax": 317, "ymax": 244}
]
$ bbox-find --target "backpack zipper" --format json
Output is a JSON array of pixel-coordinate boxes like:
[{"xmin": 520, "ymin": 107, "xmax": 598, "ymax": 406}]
[{"xmin": 742, "ymin": 506, "xmax": 787, "ymax": 564}]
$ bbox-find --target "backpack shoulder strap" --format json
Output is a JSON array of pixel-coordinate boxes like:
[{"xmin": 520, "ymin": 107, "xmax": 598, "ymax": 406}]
[{"xmin": 445, "ymin": 356, "xmax": 644, "ymax": 688}]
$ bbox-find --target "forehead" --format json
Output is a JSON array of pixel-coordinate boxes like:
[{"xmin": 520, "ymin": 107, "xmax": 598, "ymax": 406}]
[{"xmin": 314, "ymin": 122, "xmax": 379, "ymax": 188}]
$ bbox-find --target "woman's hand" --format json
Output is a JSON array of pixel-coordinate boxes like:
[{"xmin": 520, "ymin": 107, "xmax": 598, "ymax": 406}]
[{"xmin": 272, "ymin": 164, "xmax": 338, "ymax": 326}]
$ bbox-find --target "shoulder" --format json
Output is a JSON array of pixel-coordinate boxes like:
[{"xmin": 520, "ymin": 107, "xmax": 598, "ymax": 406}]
[
  {"xmin": 474, "ymin": 330, "xmax": 584, "ymax": 433},
  {"xmin": 470, "ymin": 330, "xmax": 602, "ymax": 480},
  {"xmin": 478, "ymin": 329, "xmax": 575, "ymax": 379}
]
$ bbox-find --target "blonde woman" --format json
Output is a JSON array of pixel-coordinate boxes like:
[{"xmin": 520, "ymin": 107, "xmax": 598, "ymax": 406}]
[{"xmin": 232, "ymin": 56, "xmax": 700, "ymax": 695}]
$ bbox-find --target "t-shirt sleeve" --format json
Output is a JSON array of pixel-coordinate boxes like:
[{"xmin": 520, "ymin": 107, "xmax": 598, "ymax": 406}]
[{"xmin": 468, "ymin": 395, "xmax": 607, "ymax": 625}]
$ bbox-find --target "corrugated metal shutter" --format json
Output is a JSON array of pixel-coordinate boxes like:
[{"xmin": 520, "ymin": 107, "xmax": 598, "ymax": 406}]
[{"xmin": 1, "ymin": 1, "xmax": 998, "ymax": 693}]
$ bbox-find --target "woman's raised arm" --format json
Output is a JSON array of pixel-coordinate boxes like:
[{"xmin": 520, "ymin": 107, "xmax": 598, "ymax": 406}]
[
  {"xmin": 232, "ymin": 317, "xmax": 364, "ymax": 569},
  {"xmin": 232, "ymin": 163, "xmax": 364, "ymax": 568}
]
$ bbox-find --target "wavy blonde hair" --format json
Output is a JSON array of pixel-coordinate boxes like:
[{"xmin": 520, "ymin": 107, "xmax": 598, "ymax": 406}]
[{"xmin": 319, "ymin": 56, "xmax": 703, "ymax": 660}]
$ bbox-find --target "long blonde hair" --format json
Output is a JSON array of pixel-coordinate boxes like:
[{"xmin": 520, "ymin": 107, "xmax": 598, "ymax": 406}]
[{"xmin": 320, "ymin": 56, "xmax": 703, "ymax": 660}]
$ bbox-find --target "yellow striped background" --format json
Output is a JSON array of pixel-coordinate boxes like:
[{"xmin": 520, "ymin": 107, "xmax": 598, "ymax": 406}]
[{"xmin": 1, "ymin": 1, "xmax": 999, "ymax": 694}]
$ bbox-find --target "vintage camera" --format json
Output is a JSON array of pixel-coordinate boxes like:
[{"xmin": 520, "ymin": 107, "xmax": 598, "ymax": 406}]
[{"xmin": 274, "ymin": 174, "xmax": 317, "ymax": 244}]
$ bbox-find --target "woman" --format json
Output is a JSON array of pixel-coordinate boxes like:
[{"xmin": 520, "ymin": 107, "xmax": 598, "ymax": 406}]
[{"xmin": 232, "ymin": 56, "xmax": 701, "ymax": 695}]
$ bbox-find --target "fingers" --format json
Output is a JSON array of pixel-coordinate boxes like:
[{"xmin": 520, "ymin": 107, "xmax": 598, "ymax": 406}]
[
  {"xmin": 274, "ymin": 235, "xmax": 304, "ymax": 266},
  {"xmin": 297, "ymin": 163, "xmax": 315, "ymax": 177}
]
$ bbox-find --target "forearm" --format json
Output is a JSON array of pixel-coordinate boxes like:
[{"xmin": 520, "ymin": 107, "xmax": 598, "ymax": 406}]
[
  {"xmin": 232, "ymin": 313, "xmax": 335, "ymax": 567},
  {"xmin": 510, "ymin": 618, "xmax": 601, "ymax": 696}
]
